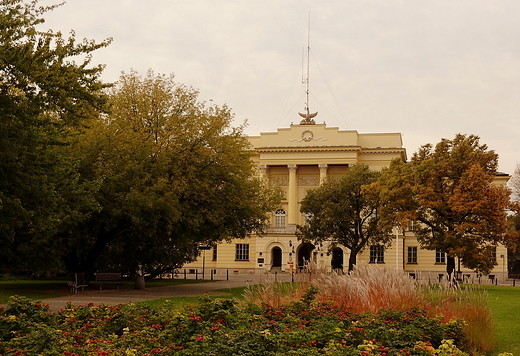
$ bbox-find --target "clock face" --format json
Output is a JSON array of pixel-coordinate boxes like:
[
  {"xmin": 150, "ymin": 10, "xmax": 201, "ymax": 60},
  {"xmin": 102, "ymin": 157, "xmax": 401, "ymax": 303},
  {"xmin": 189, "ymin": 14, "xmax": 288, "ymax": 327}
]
[{"xmin": 302, "ymin": 130, "xmax": 313, "ymax": 142}]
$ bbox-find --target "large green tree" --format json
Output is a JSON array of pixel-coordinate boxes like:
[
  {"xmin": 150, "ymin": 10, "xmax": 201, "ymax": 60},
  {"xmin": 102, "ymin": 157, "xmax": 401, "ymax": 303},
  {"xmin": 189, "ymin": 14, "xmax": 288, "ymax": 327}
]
[
  {"xmin": 63, "ymin": 70, "xmax": 279, "ymax": 278},
  {"xmin": 373, "ymin": 134, "xmax": 514, "ymax": 277},
  {"xmin": 0, "ymin": 0, "xmax": 110, "ymax": 274},
  {"xmin": 297, "ymin": 164, "xmax": 393, "ymax": 271}
]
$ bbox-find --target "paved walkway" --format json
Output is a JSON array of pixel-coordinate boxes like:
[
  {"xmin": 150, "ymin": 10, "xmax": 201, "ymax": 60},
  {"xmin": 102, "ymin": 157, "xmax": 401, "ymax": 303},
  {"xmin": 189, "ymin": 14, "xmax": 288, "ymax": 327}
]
[{"xmin": 11, "ymin": 273, "xmax": 295, "ymax": 313}]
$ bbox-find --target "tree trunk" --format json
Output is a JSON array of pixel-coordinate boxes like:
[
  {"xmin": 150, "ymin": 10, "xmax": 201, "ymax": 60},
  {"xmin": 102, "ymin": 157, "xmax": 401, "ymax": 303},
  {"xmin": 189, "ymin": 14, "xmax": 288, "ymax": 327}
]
[
  {"xmin": 348, "ymin": 250, "xmax": 358, "ymax": 272},
  {"xmin": 446, "ymin": 255, "xmax": 459, "ymax": 288},
  {"xmin": 446, "ymin": 255, "xmax": 456, "ymax": 277}
]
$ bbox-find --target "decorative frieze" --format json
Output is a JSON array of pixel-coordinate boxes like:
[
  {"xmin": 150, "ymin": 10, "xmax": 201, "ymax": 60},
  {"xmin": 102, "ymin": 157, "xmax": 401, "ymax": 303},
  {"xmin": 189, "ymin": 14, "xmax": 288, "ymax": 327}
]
[
  {"xmin": 270, "ymin": 176, "xmax": 289, "ymax": 186},
  {"xmin": 298, "ymin": 176, "xmax": 320, "ymax": 186}
]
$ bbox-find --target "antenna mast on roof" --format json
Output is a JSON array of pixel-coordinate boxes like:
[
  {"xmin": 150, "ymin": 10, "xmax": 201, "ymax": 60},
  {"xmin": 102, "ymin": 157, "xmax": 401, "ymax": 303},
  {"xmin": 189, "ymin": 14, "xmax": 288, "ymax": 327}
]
[{"xmin": 299, "ymin": 13, "xmax": 318, "ymax": 125}]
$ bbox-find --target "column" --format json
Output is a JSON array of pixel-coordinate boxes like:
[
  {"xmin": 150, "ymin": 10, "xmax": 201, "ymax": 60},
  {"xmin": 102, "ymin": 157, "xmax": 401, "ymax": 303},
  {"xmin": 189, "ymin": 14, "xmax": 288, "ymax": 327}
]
[
  {"xmin": 319, "ymin": 164, "xmax": 328, "ymax": 184},
  {"xmin": 258, "ymin": 164, "xmax": 269, "ymax": 181},
  {"xmin": 287, "ymin": 164, "xmax": 298, "ymax": 225}
]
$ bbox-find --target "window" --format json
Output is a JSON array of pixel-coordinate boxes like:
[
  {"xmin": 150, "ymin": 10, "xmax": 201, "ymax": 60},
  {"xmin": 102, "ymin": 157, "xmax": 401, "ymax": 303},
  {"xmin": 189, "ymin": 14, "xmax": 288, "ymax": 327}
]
[
  {"xmin": 435, "ymin": 249, "xmax": 445, "ymax": 264},
  {"xmin": 407, "ymin": 220, "xmax": 417, "ymax": 231},
  {"xmin": 407, "ymin": 246, "xmax": 418, "ymax": 264},
  {"xmin": 369, "ymin": 245, "xmax": 385, "ymax": 263},
  {"xmin": 274, "ymin": 209, "xmax": 286, "ymax": 228},
  {"xmin": 235, "ymin": 244, "xmax": 249, "ymax": 261},
  {"xmin": 490, "ymin": 246, "xmax": 497, "ymax": 265},
  {"xmin": 212, "ymin": 245, "xmax": 217, "ymax": 261}
]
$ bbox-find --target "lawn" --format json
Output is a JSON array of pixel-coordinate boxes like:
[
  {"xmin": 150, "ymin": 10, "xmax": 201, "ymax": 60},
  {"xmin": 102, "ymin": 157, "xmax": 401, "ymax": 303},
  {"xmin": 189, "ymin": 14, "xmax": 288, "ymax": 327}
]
[
  {"xmin": 0, "ymin": 278, "xmax": 215, "ymax": 304},
  {"xmin": 1, "ymin": 279, "xmax": 519, "ymax": 355},
  {"xmin": 136, "ymin": 286, "xmax": 247, "ymax": 308},
  {"xmin": 0, "ymin": 280, "xmax": 68, "ymax": 303},
  {"xmin": 484, "ymin": 285, "xmax": 520, "ymax": 356}
]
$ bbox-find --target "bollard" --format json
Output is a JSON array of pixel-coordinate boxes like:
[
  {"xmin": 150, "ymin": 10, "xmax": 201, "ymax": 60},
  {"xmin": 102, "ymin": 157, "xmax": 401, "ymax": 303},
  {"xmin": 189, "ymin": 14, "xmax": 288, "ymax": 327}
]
[{"xmin": 135, "ymin": 275, "xmax": 145, "ymax": 290}]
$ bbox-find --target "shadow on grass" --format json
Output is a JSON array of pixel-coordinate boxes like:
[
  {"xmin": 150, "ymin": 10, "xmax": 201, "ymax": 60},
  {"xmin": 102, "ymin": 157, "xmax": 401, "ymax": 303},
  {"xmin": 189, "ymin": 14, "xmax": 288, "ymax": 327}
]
[
  {"xmin": 135, "ymin": 286, "xmax": 247, "ymax": 308},
  {"xmin": 0, "ymin": 278, "xmax": 219, "ymax": 304}
]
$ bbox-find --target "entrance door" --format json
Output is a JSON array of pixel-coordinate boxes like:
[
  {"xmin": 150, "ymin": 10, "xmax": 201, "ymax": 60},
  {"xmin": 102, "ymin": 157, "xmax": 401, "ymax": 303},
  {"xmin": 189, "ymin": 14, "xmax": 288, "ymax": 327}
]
[
  {"xmin": 272, "ymin": 247, "xmax": 282, "ymax": 267},
  {"xmin": 297, "ymin": 243, "xmax": 314, "ymax": 271},
  {"xmin": 331, "ymin": 248, "xmax": 344, "ymax": 272}
]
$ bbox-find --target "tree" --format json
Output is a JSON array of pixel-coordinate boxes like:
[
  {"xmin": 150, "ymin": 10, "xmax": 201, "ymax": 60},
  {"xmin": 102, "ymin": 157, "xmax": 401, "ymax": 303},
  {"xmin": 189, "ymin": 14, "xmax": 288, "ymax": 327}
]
[
  {"xmin": 0, "ymin": 0, "xmax": 111, "ymax": 275},
  {"xmin": 373, "ymin": 134, "xmax": 514, "ymax": 277},
  {"xmin": 297, "ymin": 164, "xmax": 393, "ymax": 271},
  {"xmin": 63, "ymin": 70, "xmax": 279, "ymax": 278},
  {"xmin": 509, "ymin": 164, "xmax": 520, "ymax": 202}
]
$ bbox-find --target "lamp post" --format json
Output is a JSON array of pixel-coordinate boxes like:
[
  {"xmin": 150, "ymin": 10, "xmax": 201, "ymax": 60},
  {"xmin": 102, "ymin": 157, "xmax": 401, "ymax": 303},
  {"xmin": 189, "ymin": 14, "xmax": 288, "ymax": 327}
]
[
  {"xmin": 198, "ymin": 245, "xmax": 212, "ymax": 280},
  {"xmin": 395, "ymin": 227, "xmax": 399, "ymax": 271}
]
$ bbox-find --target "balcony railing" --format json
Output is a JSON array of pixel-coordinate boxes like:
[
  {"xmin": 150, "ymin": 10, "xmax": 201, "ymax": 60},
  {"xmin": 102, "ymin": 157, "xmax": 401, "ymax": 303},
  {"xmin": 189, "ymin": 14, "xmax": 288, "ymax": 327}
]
[{"xmin": 266, "ymin": 225, "xmax": 297, "ymax": 234}]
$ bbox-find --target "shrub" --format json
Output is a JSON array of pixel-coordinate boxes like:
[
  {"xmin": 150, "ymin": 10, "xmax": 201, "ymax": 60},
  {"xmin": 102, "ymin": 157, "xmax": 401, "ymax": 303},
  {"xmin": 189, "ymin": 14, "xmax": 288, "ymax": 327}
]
[{"xmin": 0, "ymin": 293, "xmax": 474, "ymax": 355}]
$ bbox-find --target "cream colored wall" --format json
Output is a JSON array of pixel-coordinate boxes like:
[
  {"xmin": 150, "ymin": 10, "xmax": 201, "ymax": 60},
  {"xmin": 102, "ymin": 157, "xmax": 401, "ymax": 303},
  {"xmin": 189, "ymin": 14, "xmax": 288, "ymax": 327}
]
[
  {"xmin": 183, "ymin": 123, "xmax": 510, "ymax": 282},
  {"xmin": 183, "ymin": 237, "xmax": 257, "ymax": 274}
]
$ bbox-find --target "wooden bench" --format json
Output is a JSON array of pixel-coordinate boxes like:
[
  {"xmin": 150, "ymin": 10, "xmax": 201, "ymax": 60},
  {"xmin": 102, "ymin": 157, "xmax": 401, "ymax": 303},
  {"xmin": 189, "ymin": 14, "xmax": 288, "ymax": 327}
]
[
  {"xmin": 95, "ymin": 272, "xmax": 123, "ymax": 290},
  {"xmin": 68, "ymin": 273, "xmax": 89, "ymax": 294}
]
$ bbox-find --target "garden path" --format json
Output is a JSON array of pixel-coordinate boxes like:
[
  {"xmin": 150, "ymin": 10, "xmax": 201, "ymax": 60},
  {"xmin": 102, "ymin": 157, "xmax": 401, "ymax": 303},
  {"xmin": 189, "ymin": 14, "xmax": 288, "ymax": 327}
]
[{"xmin": 27, "ymin": 273, "xmax": 294, "ymax": 312}]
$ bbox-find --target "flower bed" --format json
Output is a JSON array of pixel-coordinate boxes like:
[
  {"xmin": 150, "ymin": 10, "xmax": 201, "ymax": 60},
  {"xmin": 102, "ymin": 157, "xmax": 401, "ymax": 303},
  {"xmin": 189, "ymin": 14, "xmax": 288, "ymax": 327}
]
[{"xmin": 0, "ymin": 292, "xmax": 471, "ymax": 356}]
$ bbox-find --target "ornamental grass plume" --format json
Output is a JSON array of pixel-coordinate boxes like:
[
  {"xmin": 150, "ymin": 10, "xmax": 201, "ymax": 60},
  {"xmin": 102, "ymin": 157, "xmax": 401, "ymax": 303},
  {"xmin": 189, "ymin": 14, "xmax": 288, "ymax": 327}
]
[
  {"xmin": 243, "ymin": 273, "xmax": 310, "ymax": 308},
  {"xmin": 421, "ymin": 283, "xmax": 495, "ymax": 353},
  {"xmin": 311, "ymin": 262, "xmax": 424, "ymax": 313}
]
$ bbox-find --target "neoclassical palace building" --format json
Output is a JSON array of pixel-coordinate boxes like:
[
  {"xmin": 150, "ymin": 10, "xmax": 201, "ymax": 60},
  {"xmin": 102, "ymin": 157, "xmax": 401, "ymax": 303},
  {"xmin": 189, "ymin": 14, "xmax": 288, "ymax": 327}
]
[{"xmin": 182, "ymin": 117, "xmax": 509, "ymax": 283}]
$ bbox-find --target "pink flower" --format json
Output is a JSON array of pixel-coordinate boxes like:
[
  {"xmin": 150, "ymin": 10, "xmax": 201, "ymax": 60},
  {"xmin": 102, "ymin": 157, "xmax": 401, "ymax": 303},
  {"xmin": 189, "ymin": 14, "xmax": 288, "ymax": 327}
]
[{"xmin": 196, "ymin": 335, "xmax": 204, "ymax": 341}]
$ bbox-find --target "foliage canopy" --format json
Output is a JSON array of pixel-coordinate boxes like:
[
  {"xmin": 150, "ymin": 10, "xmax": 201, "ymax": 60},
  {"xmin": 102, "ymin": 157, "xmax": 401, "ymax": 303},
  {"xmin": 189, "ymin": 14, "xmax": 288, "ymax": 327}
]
[
  {"xmin": 0, "ymin": 0, "xmax": 111, "ymax": 274},
  {"xmin": 63, "ymin": 70, "xmax": 279, "ymax": 277},
  {"xmin": 298, "ymin": 164, "xmax": 393, "ymax": 271},
  {"xmin": 373, "ymin": 134, "xmax": 514, "ymax": 276}
]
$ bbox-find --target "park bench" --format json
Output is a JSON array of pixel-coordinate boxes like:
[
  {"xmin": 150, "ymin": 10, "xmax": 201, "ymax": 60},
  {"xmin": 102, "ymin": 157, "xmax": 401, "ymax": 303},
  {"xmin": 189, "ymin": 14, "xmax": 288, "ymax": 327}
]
[
  {"xmin": 95, "ymin": 272, "xmax": 123, "ymax": 290},
  {"xmin": 68, "ymin": 273, "xmax": 88, "ymax": 294}
]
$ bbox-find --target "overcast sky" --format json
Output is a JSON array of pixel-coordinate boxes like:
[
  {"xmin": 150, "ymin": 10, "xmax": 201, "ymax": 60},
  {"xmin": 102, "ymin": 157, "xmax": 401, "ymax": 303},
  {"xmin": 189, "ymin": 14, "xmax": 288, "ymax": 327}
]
[{"xmin": 39, "ymin": 0, "xmax": 520, "ymax": 174}]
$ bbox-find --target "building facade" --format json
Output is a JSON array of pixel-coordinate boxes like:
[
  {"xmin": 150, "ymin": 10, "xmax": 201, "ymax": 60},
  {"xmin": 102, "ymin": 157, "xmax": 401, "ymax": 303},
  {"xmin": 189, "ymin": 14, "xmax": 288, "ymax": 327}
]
[{"xmin": 182, "ymin": 122, "xmax": 509, "ymax": 283}]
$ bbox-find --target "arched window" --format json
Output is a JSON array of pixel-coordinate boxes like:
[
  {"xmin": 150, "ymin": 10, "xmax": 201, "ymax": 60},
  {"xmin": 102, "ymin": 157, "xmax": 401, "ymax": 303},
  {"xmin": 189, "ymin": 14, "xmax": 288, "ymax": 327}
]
[{"xmin": 274, "ymin": 209, "xmax": 286, "ymax": 228}]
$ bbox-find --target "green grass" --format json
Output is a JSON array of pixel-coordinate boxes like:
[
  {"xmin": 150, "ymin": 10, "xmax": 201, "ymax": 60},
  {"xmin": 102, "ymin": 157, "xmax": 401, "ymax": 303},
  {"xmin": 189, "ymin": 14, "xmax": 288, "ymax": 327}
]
[
  {"xmin": 483, "ymin": 285, "xmax": 520, "ymax": 355},
  {"xmin": 1, "ymin": 279, "xmax": 520, "ymax": 355},
  {"xmin": 0, "ymin": 278, "xmax": 215, "ymax": 304},
  {"xmin": 136, "ymin": 286, "xmax": 247, "ymax": 308},
  {"xmin": 0, "ymin": 280, "xmax": 68, "ymax": 303}
]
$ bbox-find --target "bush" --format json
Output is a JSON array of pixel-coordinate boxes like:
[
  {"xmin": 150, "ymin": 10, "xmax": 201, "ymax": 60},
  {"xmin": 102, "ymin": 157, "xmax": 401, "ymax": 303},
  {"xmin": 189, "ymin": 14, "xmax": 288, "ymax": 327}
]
[{"xmin": 0, "ymin": 293, "xmax": 473, "ymax": 355}]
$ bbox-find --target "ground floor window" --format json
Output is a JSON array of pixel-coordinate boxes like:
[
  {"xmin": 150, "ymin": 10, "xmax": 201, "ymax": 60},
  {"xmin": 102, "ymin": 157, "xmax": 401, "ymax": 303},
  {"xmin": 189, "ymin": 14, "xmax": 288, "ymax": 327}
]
[
  {"xmin": 407, "ymin": 246, "xmax": 417, "ymax": 264},
  {"xmin": 212, "ymin": 245, "xmax": 218, "ymax": 261},
  {"xmin": 369, "ymin": 245, "xmax": 385, "ymax": 263},
  {"xmin": 435, "ymin": 249, "xmax": 445, "ymax": 264},
  {"xmin": 235, "ymin": 244, "xmax": 249, "ymax": 261}
]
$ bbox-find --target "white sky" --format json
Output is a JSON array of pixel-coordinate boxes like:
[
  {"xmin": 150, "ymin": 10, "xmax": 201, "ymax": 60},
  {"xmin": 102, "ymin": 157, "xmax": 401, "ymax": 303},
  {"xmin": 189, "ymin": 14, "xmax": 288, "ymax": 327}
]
[{"xmin": 39, "ymin": 0, "xmax": 520, "ymax": 174}]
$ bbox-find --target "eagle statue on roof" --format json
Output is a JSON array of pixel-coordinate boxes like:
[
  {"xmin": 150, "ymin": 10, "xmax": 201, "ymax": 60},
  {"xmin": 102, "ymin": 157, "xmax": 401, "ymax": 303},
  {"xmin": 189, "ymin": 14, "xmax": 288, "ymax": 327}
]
[{"xmin": 298, "ymin": 107, "xmax": 318, "ymax": 125}]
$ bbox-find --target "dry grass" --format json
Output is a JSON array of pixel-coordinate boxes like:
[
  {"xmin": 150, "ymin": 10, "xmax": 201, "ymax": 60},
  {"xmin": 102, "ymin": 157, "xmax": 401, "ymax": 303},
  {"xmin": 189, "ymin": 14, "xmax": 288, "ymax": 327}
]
[
  {"xmin": 244, "ymin": 263, "xmax": 494, "ymax": 354},
  {"xmin": 243, "ymin": 273, "xmax": 311, "ymax": 308},
  {"xmin": 421, "ymin": 283, "xmax": 495, "ymax": 353},
  {"xmin": 311, "ymin": 262, "xmax": 424, "ymax": 313}
]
